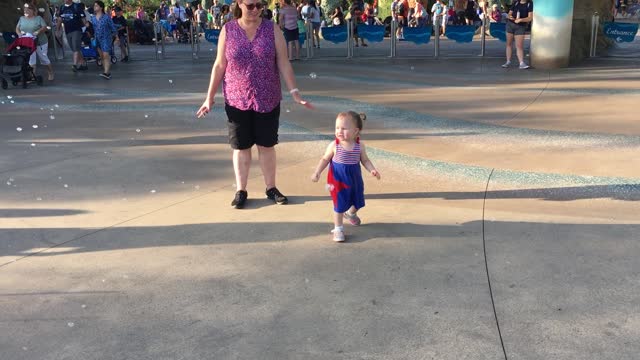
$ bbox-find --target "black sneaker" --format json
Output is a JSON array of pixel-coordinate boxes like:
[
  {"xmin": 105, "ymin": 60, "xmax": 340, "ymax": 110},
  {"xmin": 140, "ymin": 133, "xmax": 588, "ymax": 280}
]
[
  {"xmin": 266, "ymin": 187, "xmax": 288, "ymax": 205},
  {"xmin": 122, "ymin": 56, "xmax": 129, "ymax": 62},
  {"xmin": 71, "ymin": 65, "xmax": 78, "ymax": 72},
  {"xmin": 231, "ymin": 190, "xmax": 248, "ymax": 209},
  {"xmin": 100, "ymin": 73, "xmax": 112, "ymax": 80},
  {"xmin": 78, "ymin": 65, "xmax": 88, "ymax": 71}
]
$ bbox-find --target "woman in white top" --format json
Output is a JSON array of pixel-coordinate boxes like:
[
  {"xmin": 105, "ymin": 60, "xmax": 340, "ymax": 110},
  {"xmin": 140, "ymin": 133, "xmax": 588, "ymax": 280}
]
[
  {"xmin": 307, "ymin": 0, "xmax": 321, "ymax": 48},
  {"xmin": 16, "ymin": 3, "xmax": 54, "ymax": 81}
]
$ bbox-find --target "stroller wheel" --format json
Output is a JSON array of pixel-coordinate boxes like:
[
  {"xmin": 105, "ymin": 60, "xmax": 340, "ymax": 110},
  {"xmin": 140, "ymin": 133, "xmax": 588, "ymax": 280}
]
[
  {"xmin": 36, "ymin": 75, "xmax": 43, "ymax": 86},
  {"xmin": 1, "ymin": 79, "xmax": 7, "ymax": 90},
  {"xmin": 110, "ymin": 56, "xmax": 117, "ymax": 64},
  {"xmin": 96, "ymin": 58, "xmax": 103, "ymax": 67}
]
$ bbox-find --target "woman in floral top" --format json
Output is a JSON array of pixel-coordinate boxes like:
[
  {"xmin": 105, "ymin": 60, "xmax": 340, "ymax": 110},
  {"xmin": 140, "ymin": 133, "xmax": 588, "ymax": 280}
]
[{"xmin": 90, "ymin": 0, "xmax": 117, "ymax": 79}]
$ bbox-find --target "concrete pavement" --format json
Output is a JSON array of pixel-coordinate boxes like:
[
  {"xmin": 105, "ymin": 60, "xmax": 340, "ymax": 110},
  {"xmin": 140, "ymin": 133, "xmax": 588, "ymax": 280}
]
[{"xmin": 0, "ymin": 48, "xmax": 639, "ymax": 359}]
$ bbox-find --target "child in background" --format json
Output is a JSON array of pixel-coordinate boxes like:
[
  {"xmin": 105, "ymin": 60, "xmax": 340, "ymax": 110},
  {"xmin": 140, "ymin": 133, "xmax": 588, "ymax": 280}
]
[{"xmin": 311, "ymin": 111, "xmax": 381, "ymax": 242}]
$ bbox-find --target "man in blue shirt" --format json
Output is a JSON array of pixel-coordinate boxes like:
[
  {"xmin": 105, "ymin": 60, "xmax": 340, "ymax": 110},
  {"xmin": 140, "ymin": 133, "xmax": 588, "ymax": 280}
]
[{"xmin": 57, "ymin": 0, "xmax": 88, "ymax": 71}]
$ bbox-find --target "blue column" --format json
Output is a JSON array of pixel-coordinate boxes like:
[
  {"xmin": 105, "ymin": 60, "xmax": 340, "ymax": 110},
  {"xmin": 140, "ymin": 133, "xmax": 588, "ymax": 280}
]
[{"xmin": 531, "ymin": 0, "xmax": 575, "ymax": 69}]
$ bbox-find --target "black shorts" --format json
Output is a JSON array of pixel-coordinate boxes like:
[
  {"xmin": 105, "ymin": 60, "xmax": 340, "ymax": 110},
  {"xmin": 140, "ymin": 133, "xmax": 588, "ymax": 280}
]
[
  {"xmin": 506, "ymin": 21, "xmax": 527, "ymax": 35},
  {"xmin": 283, "ymin": 28, "xmax": 299, "ymax": 42},
  {"xmin": 225, "ymin": 103, "xmax": 280, "ymax": 150}
]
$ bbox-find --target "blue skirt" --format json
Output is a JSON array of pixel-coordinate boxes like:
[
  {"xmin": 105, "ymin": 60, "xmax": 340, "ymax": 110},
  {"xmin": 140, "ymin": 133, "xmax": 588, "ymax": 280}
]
[{"xmin": 328, "ymin": 161, "xmax": 365, "ymax": 213}]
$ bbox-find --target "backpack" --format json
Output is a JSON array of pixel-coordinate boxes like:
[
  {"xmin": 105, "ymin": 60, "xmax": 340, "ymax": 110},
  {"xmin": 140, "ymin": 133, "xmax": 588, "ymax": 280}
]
[{"xmin": 397, "ymin": 2, "xmax": 405, "ymax": 16}]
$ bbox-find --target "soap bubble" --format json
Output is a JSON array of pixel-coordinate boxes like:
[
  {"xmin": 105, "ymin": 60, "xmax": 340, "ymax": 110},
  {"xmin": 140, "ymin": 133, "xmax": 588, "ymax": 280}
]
[
  {"xmin": 32, "ymin": 125, "xmax": 38, "ymax": 129},
  {"xmin": 144, "ymin": 114, "xmax": 149, "ymax": 118},
  {"xmin": 16, "ymin": 127, "xmax": 22, "ymax": 132},
  {"xmin": 150, "ymin": 189, "xmax": 156, "ymax": 193},
  {"xmin": 50, "ymin": 115, "xmax": 55, "ymax": 120},
  {"xmin": 168, "ymin": 79, "xmax": 173, "ymax": 84},
  {"xmin": 136, "ymin": 129, "xmax": 141, "ymax": 133},
  {"xmin": 30, "ymin": 143, "xmax": 36, "ymax": 147},
  {"xmin": 67, "ymin": 322, "xmax": 74, "ymax": 327},
  {"xmin": 309, "ymin": 72, "xmax": 317, "ymax": 79}
]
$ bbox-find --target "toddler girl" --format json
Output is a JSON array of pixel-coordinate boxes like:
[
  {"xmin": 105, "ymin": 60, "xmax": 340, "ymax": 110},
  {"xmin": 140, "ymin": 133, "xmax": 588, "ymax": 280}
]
[{"xmin": 311, "ymin": 111, "xmax": 380, "ymax": 242}]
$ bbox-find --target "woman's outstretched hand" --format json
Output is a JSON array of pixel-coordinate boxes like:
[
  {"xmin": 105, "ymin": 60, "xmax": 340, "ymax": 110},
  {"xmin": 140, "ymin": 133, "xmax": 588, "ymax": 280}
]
[
  {"xmin": 196, "ymin": 99, "xmax": 214, "ymax": 118},
  {"xmin": 292, "ymin": 91, "xmax": 314, "ymax": 109}
]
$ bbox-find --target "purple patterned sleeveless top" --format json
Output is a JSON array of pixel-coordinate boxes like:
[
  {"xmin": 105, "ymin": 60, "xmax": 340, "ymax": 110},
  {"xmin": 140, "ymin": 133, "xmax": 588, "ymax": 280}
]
[{"xmin": 223, "ymin": 19, "xmax": 281, "ymax": 113}]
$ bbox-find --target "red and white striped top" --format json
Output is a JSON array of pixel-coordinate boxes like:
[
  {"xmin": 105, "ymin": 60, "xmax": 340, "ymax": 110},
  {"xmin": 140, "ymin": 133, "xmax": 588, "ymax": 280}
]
[{"xmin": 333, "ymin": 139, "xmax": 361, "ymax": 165}]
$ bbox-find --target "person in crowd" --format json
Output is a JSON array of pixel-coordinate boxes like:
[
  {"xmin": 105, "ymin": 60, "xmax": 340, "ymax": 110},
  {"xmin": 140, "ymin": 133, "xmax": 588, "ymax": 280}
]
[
  {"xmin": 364, "ymin": 1, "xmax": 375, "ymax": 25},
  {"xmin": 90, "ymin": 0, "xmax": 117, "ymax": 79},
  {"xmin": 397, "ymin": 0, "xmax": 408, "ymax": 39},
  {"xmin": 279, "ymin": 0, "xmax": 300, "ymax": 60},
  {"xmin": 155, "ymin": 2, "xmax": 167, "ymax": 20},
  {"xmin": 349, "ymin": 0, "xmax": 367, "ymax": 46},
  {"xmin": 465, "ymin": 0, "xmax": 476, "ymax": 25},
  {"xmin": 273, "ymin": 1, "xmax": 280, "ymax": 24},
  {"xmin": 16, "ymin": 2, "xmax": 55, "ymax": 81},
  {"xmin": 196, "ymin": 3, "xmax": 208, "ymax": 33},
  {"xmin": 432, "ymin": 0, "xmax": 445, "ymax": 34},
  {"xmin": 489, "ymin": 3, "xmax": 501, "ymax": 22},
  {"xmin": 310, "ymin": 111, "xmax": 380, "ymax": 242},
  {"xmin": 196, "ymin": 0, "xmax": 312, "ymax": 209},
  {"xmin": 331, "ymin": 6, "xmax": 345, "ymax": 26},
  {"xmin": 112, "ymin": 6, "xmax": 129, "ymax": 62},
  {"xmin": 210, "ymin": 0, "xmax": 222, "ymax": 27},
  {"xmin": 262, "ymin": 0, "xmax": 273, "ymax": 21},
  {"xmin": 168, "ymin": 6, "xmax": 178, "ymax": 40},
  {"xmin": 413, "ymin": 0, "xmax": 427, "ymax": 27},
  {"xmin": 305, "ymin": 0, "xmax": 321, "ymax": 48},
  {"xmin": 57, "ymin": 0, "xmax": 88, "ymax": 72},
  {"xmin": 502, "ymin": 0, "xmax": 532, "ymax": 69},
  {"xmin": 136, "ymin": 5, "xmax": 146, "ymax": 20},
  {"xmin": 221, "ymin": 4, "xmax": 232, "ymax": 25}
]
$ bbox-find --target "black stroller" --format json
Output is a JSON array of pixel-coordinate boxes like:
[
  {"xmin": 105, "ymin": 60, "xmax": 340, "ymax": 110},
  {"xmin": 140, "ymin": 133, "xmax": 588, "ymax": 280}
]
[
  {"xmin": 1, "ymin": 37, "xmax": 43, "ymax": 89},
  {"xmin": 133, "ymin": 19, "xmax": 155, "ymax": 45}
]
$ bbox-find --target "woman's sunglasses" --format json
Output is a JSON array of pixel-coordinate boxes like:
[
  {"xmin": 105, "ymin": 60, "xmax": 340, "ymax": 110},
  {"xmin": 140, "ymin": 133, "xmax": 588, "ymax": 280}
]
[{"xmin": 244, "ymin": 2, "xmax": 264, "ymax": 10}]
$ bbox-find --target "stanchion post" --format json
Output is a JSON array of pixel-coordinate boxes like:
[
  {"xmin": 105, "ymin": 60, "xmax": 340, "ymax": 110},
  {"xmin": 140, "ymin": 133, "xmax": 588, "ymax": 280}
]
[
  {"xmin": 160, "ymin": 26, "xmax": 166, "ymax": 59},
  {"xmin": 347, "ymin": 20, "xmax": 353, "ymax": 58},
  {"xmin": 50, "ymin": 29, "xmax": 59, "ymax": 62},
  {"xmin": 590, "ymin": 12, "xmax": 599, "ymax": 57},
  {"xmin": 390, "ymin": 19, "xmax": 397, "ymax": 57},
  {"xmin": 306, "ymin": 21, "xmax": 312, "ymax": 59},
  {"xmin": 154, "ymin": 21, "xmax": 160, "ymax": 60},
  {"xmin": 434, "ymin": 19, "xmax": 440, "ymax": 58},
  {"xmin": 196, "ymin": 24, "xmax": 201, "ymax": 54},
  {"xmin": 191, "ymin": 23, "xmax": 197, "ymax": 59},
  {"xmin": 480, "ymin": 16, "xmax": 486, "ymax": 57}
]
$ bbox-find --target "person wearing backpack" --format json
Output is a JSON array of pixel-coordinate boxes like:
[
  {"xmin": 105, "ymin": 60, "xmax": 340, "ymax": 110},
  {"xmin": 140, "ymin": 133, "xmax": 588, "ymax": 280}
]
[{"xmin": 57, "ymin": 0, "xmax": 88, "ymax": 72}]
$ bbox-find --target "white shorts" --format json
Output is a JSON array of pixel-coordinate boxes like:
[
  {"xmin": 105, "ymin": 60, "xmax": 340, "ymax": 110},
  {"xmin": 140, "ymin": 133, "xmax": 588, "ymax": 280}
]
[{"xmin": 29, "ymin": 42, "xmax": 51, "ymax": 66}]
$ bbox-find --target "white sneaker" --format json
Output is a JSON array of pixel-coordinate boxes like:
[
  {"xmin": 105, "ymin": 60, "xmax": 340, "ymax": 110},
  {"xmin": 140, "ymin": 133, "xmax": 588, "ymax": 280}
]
[
  {"xmin": 331, "ymin": 227, "xmax": 345, "ymax": 242},
  {"xmin": 519, "ymin": 62, "xmax": 530, "ymax": 69},
  {"xmin": 501, "ymin": 61, "xmax": 511, "ymax": 68}
]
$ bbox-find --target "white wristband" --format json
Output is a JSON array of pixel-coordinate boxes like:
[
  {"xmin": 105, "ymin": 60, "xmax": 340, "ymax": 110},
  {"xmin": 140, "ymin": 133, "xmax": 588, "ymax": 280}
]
[{"xmin": 289, "ymin": 88, "xmax": 299, "ymax": 94}]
